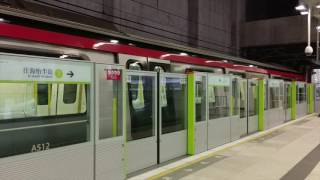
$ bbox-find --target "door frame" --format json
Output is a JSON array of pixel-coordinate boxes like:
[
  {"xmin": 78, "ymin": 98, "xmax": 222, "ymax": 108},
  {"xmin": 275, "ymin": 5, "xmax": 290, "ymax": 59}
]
[
  {"xmin": 158, "ymin": 72, "xmax": 188, "ymax": 163},
  {"xmin": 126, "ymin": 70, "xmax": 158, "ymax": 173}
]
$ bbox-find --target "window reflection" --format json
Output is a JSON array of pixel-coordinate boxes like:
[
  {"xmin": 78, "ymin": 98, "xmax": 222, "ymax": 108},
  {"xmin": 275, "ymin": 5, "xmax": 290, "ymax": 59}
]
[
  {"xmin": 269, "ymin": 87, "xmax": 280, "ymax": 109},
  {"xmin": 284, "ymin": 84, "xmax": 291, "ymax": 109},
  {"xmin": 0, "ymin": 82, "xmax": 89, "ymax": 158},
  {"xmin": 195, "ymin": 78, "xmax": 206, "ymax": 122},
  {"xmin": 127, "ymin": 75, "xmax": 155, "ymax": 141},
  {"xmin": 297, "ymin": 84, "xmax": 306, "ymax": 104},
  {"xmin": 248, "ymin": 82, "xmax": 258, "ymax": 116},
  {"xmin": 232, "ymin": 78, "xmax": 239, "ymax": 116},
  {"xmin": 240, "ymin": 80, "xmax": 247, "ymax": 118},
  {"xmin": 208, "ymin": 85, "xmax": 230, "ymax": 119},
  {"xmin": 161, "ymin": 77, "xmax": 187, "ymax": 134}
]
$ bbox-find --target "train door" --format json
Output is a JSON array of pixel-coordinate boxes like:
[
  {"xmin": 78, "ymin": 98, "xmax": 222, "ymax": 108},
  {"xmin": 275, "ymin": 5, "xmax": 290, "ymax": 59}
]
[
  {"xmin": 296, "ymin": 82, "xmax": 307, "ymax": 118},
  {"xmin": 95, "ymin": 64, "xmax": 125, "ymax": 180},
  {"xmin": 207, "ymin": 74, "xmax": 232, "ymax": 149},
  {"xmin": 0, "ymin": 53, "xmax": 93, "ymax": 180},
  {"xmin": 247, "ymin": 79, "xmax": 259, "ymax": 134},
  {"xmin": 239, "ymin": 79, "xmax": 248, "ymax": 136},
  {"xmin": 126, "ymin": 70, "xmax": 157, "ymax": 173},
  {"xmin": 159, "ymin": 73, "xmax": 188, "ymax": 163},
  {"xmin": 56, "ymin": 84, "xmax": 87, "ymax": 115},
  {"xmin": 188, "ymin": 72, "xmax": 208, "ymax": 154},
  {"xmin": 230, "ymin": 77, "xmax": 241, "ymax": 141},
  {"xmin": 265, "ymin": 79, "xmax": 285, "ymax": 129},
  {"xmin": 284, "ymin": 82, "xmax": 292, "ymax": 121}
]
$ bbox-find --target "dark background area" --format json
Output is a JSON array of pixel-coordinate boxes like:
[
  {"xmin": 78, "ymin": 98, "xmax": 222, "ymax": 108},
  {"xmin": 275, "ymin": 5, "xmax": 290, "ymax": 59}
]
[
  {"xmin": 246, "ymin": 0, "xmax": 299, "ymax": 21},
  {"xmin": 0, "ymin": 0, "xmax": 317, "ymax": 72}
]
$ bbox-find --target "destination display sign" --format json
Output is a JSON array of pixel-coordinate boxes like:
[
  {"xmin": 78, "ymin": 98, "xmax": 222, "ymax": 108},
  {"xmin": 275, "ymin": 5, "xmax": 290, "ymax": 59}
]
[
  {"xmin": 0, "ymin": 54, "xmax": 92, "ymax": 83},
  {"xmin": 268, "ymin": 79, "xmax": 281, "ymax": 87},
  {"xmin": 105, "ymin": 69, "xmax": 121, "ymax": 80},
  {"xmin": 208, "ymin": 76, "xmax": 230, "ymax": 86}
]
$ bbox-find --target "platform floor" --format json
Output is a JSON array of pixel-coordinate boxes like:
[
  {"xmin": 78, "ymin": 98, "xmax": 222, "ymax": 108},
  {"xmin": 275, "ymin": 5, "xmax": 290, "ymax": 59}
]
[{"xmin": 129, "ymin": 114, "xmax": 320, "ymax": 180}]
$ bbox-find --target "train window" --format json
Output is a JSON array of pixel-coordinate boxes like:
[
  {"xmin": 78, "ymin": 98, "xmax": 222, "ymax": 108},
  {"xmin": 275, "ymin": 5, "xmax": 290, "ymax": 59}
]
[
  {"xmin": 248, "ymin": 82, "xmax": 258, "ymax": 116},
  {"xmin": 240, "ymin": 81, "xmax": 247, "ymax": 118},
  {"xmin": 0, "ymin": 83, "xmax": 35, "ymax": 120},
  {"xmin": 129, "ymin": 76, "xmax": 145, "ymax": 110},
  {"xmin": 161, "ymin": 77, "xmax": 187, "ymax": 134},
  {"xmin": 195, "ymin": 79, "xmax": 206, "ymax": 122},
  {"xmin": 232, "ymin": 78, "xmax": 239, "ymax": 116},
  {"xmin": 208, "ymin": 86, "xmax": 230, "ymax": 119},
  {"xmin": 127, "ymin": 75, "xmax": 155, "ymax": 141},
  {"xmin": 279, "ymin": 82, "xmax": 284, "ymax": 107},
  {"xmin": 63, "ymin": 84, "xmax": 78, "ymax": 104},
  {"xmin": 37, "ymin": 84, "xmax": 49, "ymax": 105},
  {"xmin": 0, "ymin": 82, "xmax": 90, "ymax": 158},
  {"xmin": 98, "ymin": 69, "xmax": 123, "ymax": 140},
  {"xmin": 284, "ymin": 84, "xmax": 292, "ymax": 109},
  {"xmin": 207, "ymin": 76, "xmax": 231, "ymax": 119},
  {"xmin": 269, "ymin": 87, "xmax": 280, "ymax": 109},
  {"xmin": 297, "ymin": 85, "xmax": 306, "ymax": 104}
]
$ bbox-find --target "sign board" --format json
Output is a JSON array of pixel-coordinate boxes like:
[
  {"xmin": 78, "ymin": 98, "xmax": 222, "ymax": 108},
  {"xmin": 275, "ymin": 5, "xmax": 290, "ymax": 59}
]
[
  {"xmin": 0, "ymin": 54, "xmax": 92, "ymax": 83},
  {"xmin": 105, "ymin": 69, "xmax": 121, "ymax": 80},
  {"xmin": 208, "ymin": 76, "xmax": 230, "ymax": 86},
  {"xmin": 268, "ymin": 79, "xmax": 281, "ymax": 87}
]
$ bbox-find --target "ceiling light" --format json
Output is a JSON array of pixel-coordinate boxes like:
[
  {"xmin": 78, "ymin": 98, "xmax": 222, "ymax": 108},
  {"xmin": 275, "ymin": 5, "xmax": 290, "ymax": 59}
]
[
  {"xmin": 316, "ymin": 4, "xmax": 320, "ymax": 8},
  {"xmin": 179, "ymin": 52, "xmax": 188, "ymax": 56},
  {"xmin": 300, "ymin": 11, "xmax": 309, "ymax": 15},
  {"xmin": 295, "ymin": 4, "xmax": 307, "ymax": 11},
  {"xmin": 110, "ymin": 39, "xmax": 119, "ymax": 44},
  {"xmin": 59, "ymin": 55, "xmax": 68, "ymax": 59}
]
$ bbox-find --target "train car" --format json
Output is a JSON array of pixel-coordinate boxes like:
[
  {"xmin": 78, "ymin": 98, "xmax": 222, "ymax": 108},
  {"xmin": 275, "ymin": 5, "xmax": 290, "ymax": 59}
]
[{"xmin": 0, "ymin": 16, "xmax": 316, "ymax": 180}]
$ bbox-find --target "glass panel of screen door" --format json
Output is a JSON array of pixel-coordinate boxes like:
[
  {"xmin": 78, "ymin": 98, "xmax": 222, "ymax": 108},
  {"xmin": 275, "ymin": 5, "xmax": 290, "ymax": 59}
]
[
  {"xmin": 161, "ymin": 76, "xmax": 187, "ymax": 134},
  {"xmin": 195, "ymin": 75, "xmax": 207, "ymax": 122},
  {"xmin": 127, "ymin": 74, "xmax": 156, "ymax": 141},
  {"xmin": 208, "ymin": 76, "xmax": 231, "ymax": 119}
]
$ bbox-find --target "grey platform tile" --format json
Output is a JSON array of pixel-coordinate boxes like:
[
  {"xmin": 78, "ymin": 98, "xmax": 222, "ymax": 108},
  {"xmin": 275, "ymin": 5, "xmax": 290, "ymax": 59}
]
[
  {"xmin": 293, "ymin": 118, "xmax": 312, "ymax": 126},
  {"xmin": 153, "ymin": 155, "xmax": 227, "ymax": 180},
  {"xmin": 280, "ymin": 144, "xmax": 320, "ymax": 180},
  {"xmin": 250, "ymin": 130, "xmax": 285, "ymax": 143}
]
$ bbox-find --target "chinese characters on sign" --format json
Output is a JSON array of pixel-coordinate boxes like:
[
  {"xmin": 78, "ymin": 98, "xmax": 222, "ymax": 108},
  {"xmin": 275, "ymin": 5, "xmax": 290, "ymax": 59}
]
[{"xmin": 23, "ymin": 67, "xmax": 53, "ymax": 78}]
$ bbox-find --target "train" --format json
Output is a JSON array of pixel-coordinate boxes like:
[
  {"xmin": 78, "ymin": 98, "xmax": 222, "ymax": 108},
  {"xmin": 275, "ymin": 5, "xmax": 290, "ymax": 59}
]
[{"xmin": 0, "ymin": 16, "xmax": 317, "ymax": 180}]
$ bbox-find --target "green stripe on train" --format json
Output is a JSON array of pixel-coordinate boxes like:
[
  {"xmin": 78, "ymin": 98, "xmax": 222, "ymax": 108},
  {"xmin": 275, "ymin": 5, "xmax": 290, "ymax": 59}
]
[
  {"xmin": 291, "ymin": 81, "xmax": 297, "ymax": 120},
  {"xmin": 258, "ymin": 79, "xmax": 264, "ymax": 131},
  {"xmin": 187, "ymin": 74, "xmax": 195, "ymax": 155}
]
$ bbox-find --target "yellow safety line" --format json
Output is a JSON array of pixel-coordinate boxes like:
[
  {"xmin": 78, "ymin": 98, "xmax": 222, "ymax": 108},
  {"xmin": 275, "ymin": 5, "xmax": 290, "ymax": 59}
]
[{"xmin": 147, "ymin": 113, "xmax": 317, "ymax": 180}]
